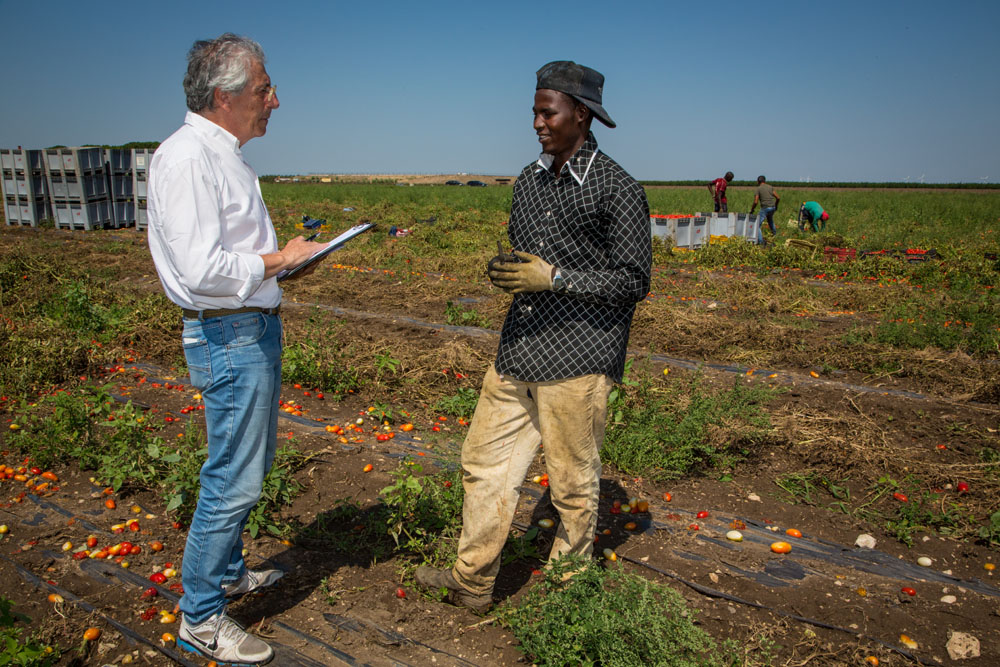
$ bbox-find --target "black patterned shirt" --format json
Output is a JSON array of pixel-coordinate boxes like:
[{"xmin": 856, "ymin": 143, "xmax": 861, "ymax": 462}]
[{"xmin": 495, "ymin": 133, "xmax": 651, "ymax": 383}]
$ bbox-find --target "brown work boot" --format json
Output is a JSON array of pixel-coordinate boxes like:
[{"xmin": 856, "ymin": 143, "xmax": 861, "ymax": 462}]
[{"xmin": 414, "ymin": 566, "xmax": 492, "ymax": 613}]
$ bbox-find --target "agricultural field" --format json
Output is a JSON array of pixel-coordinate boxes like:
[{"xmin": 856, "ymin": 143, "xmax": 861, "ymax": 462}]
[{"xmin": 0, "ymin": 182, "xmax": 998, "ymax": 666}]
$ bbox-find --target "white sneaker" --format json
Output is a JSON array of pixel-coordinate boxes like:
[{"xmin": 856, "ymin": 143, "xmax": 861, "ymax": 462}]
[
  {"xmin": 223, "ymin": 568, "xmax": 285, "ymax": 598},
  {"xmin": 178, "ymin": 612, "xmax": 273, "ymax": 665}
]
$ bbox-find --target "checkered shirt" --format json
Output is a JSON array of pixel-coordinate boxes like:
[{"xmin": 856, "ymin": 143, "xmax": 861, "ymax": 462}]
[{"xmin": 495, "ymin": 133, "xmax": 651, "ymax": 383}]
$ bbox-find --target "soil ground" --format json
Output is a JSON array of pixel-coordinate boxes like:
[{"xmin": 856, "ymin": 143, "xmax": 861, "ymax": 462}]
[{"xmin": 0, "ymin": 226, "xmax": 998, "ymax": 666}]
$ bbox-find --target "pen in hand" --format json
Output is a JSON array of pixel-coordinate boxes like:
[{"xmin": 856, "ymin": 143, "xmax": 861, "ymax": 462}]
[{"xmin": 305, "ymin": 232, "xmax": 320, "ymax": 242}]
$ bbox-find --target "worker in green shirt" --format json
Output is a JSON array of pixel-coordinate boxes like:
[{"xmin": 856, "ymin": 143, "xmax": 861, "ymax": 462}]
[{"xmin": 798, "ymin": 201, "xmax": 829, "ymax": 232}]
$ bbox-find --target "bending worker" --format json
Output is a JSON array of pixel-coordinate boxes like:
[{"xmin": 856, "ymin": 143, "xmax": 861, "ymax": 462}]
[
  {"xmin": 799, "ymin": 200, "xmax": 829, "ymax": 232},
  {"xmin": 415, "ymin": 60, "xmax": 651, "ymax": 611}
]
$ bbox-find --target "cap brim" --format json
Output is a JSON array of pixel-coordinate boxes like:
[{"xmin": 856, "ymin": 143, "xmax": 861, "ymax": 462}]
[{"xmin": 572, "ymin": 95, "xmax": 616, "ymax": 128}]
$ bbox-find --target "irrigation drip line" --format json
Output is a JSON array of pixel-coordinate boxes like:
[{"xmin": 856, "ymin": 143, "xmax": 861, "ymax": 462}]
[
  {"xmin": 26, "ymin": 493, "xmax": 102, "ymax": 534},
  {"xmin": 517, "ymin": 486, "xmax": 1000, "ymax": 598},
  {"xmin": 74, "ymin": 557, "xmax": 355, "ymax": 667},
  {"xmin": 1, "ymin": 553, "xmax": 201, "ymax": 667},
  {"xmin": 626, "ymin": 556, "xmax": 936, "ymax": 667},
  {"xmin": 79, "ymin": 553, "xmax": 475, "ymax": 667},
  {"xmin": 10, "ymin": 486, "xmax": 478, "ymax": 667},
  {"xmin": 507, "ymin": 522, "xmax": 933, "ymax": 667},
  {"xmin": 323, "ymin": 613, "xmax": 480, "ymax": 667}
]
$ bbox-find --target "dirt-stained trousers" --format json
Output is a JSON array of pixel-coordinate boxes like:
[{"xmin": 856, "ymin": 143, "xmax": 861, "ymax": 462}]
[{"xmin": 451, "ymin": 365, "xmax": 614, "ymax": 596}]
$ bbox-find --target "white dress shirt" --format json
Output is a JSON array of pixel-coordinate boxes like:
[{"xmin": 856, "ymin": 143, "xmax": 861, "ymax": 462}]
[{"xmin": 147, "ymin": 111, "xmax": 281, "ymax": 311}]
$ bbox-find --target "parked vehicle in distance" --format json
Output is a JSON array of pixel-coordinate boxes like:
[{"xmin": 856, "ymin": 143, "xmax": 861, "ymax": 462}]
[
  {"xmin": 445, "ymin": 180, "xmax": 464, "ymax": 186},
  {"xmin": 467, "ymin": 180, "xmax": 488, "ymax": 187}
]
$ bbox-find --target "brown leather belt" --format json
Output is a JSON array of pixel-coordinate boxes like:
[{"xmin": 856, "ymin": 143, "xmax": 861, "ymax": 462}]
[{"xmin": 181, "ymin": 306, "xmax": 281, "ymax": 320}]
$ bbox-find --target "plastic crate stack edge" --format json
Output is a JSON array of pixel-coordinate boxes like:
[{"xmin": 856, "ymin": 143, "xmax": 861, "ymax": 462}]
[
  {"xmin": 1, "ymin": 148, "xmax": 51, "ymax": 227},
  {"xmin": 132, "ymin": 148, "xmax": 155, "ymax": 231},
  {"xmin": 107, "ymin": 148, "xmax": 135, "ymax": 228}
]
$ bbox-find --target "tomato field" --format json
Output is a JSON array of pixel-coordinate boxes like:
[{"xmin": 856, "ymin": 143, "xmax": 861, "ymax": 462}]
[{"xmin": 0, "ymin": 182, "xmax": 998, "ymax": 665}]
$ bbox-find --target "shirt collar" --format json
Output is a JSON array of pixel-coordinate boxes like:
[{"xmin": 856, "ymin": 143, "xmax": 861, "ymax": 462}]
[
  {"xmin": 185, "ymin": 110, "xmax": 242, "ymax": 155},
  {"xmin": 535, "ymin": 132, "xmax": 599, "ymax": 185}
]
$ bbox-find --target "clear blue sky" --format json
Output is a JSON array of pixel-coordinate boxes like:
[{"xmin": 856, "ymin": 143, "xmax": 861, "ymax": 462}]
[{"xmin": 2, "ymin": 0, "xmax": 998, "ymax": 183}]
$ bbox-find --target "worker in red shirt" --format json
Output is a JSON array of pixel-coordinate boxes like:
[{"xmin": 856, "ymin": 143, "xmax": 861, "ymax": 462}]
[{"xmin": 708, "ymin": 171, "xmax": 734, "ymax": 213}]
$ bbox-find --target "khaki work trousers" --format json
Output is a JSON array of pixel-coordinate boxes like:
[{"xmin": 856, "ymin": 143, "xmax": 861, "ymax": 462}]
[{"xmin": 451, "ymin": 365, "xmax": 614, "ymax": 595}]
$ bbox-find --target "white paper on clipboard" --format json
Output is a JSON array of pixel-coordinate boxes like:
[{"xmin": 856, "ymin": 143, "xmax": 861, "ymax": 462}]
[{"xmin": 276, "ymin": 222, "xmax": 374, "ymax": 282}]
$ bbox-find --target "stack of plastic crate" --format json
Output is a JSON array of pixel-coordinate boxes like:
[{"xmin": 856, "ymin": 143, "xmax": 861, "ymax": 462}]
[
  {"xmin": 132, "ymin": 148, "xmax": 154, "ymax": 231},
  {"xmin": 44, "ymin": 147, "xmax": 114, "ymax": 230},
  {"xmin": 1, "ymin": 149, "xmax": 51, "ymax": 227},
  {"xmin": 106, "ymin": 148, "xmax": 135, "ymax": 228}
]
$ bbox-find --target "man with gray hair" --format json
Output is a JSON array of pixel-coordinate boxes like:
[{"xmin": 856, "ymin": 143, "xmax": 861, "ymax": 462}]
[{"xmin": 147, "ymin": 33, "xmax": 322, "ymax": 665}]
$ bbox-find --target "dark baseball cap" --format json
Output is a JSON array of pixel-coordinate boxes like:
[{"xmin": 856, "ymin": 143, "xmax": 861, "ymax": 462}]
[{"xmin": 536, "ymin": 60, "xmax": 616, "ymax": 128}]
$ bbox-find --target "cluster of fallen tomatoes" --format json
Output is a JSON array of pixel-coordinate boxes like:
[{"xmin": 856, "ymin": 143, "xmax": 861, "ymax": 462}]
[
  {"xmin": 0, "ymin": 461, "xmax": 61, "ymax": 499},
  {"xmin": 323, "ymin": 407, "xmax": 467, "ymax": 445}
]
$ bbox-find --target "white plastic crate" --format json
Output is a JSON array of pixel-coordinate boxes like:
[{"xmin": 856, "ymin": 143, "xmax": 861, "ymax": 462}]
[
  {"xmin": 111, "ymin": 173, "xmax": 132, "ymax": 198},
  {"xmin": 44, "ymin": 148, "xmax": 110, "ymax": 204},
  {"xmin": 1, "ymin": 148, "xmax": 43, "ymax": 171},
  {"xmin": 133, "ymin": 170, "xmax": 147, "ymax": 199},
  {"xmin": 5, "ymin": 196, "xmax": 48, "ymax": 227},
  {"xmin": 112, "ymin": 199, "xmax": 135, "ymax": 228},
  {"xmin": 135, "ymin": 199, "xmax": 148, "ymax": 231},
  {"xmin": 675, "ymin": 216, "xmax": 709, "ymax": 249},
  {"xmin": 13, "ymin": 172, "xmax": 47, "ymax": 199},
  {"xmin": 53, "ymin": 199, "xmax": 113, "ymax": 230},
  {"xmin": 649, "ymin": 216, "xmax": 676, "ymax": 242},
  {"xmin": 708, "ymin": 213, "xmax": 736, "ymax": 237},
  {"xmin": 105, "ymin": 148, "xmax": 131, "ymax": 173},
  {"xmin": 45, "ymin": 147, "xmax": 104, "ymax": 172},
  {"xmin": 45, "ymin": 170, "xmax": 109, "ymax": 200},
  {"xmin": 132, "ymin": 148, "xmax": 155, "ymax": 172},
  {"xmin": 1, "ymin": 169, "xmax": 13, "ymax": 199},
  {"xmin": 734, "ymin": 213, "xmax": 761, "ymax": 242}
]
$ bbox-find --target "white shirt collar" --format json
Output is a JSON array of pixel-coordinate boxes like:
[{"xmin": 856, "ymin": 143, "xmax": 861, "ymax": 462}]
[
  {"xmin": 185, "ymin": 111, "xmax": 242, "ymax": 155},
  {"xmin": 534, "ymin": 135, "xmax": 599, "ymax": 185}
]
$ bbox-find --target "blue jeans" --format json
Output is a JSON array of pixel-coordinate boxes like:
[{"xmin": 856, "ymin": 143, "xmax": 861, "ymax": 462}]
[
  {"xmin": 178, "ymin": 312, "xmax": 282, "ymax": 624},
  {"xmin": 757, "ymin": 206, "xmax": 777, "ymax": 243}
]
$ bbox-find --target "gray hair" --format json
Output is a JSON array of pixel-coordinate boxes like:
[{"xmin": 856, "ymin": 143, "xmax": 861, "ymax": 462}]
[{"xmin": 183, "ymin": 33, "xmax": 266, "ymax": 112}]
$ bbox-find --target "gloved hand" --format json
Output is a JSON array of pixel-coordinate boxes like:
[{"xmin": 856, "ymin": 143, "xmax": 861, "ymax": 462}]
[{"xmin": 488, "ymin": 251, "xmax": 554, "ymax": 294}]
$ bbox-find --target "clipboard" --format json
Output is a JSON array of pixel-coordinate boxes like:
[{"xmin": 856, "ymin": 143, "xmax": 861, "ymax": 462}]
[{"xmin": 276, "ymin": 222, "xmax": 374, "ymax": 282}]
